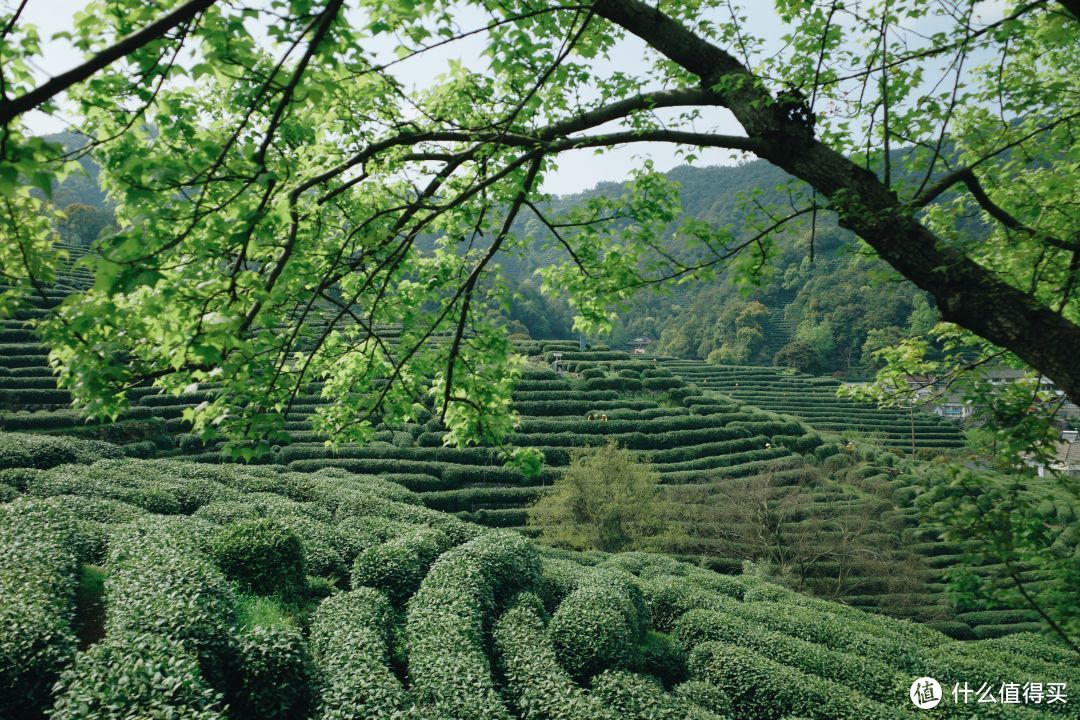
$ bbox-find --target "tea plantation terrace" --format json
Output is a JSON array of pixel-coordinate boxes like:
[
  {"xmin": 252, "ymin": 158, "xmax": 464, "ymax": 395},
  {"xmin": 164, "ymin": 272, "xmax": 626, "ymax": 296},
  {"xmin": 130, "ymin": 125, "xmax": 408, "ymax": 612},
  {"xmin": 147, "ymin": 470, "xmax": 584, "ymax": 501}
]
[
  {"xmin": 1, "ymin": 433, "xmax": 1076, "ymax": 719},
  {"xmin": 653, "ymin": 360, "xmax": 965, "ymax": 451},
  {"xmin": 0, "ymin": 281, "xmax": 1053, "ymax": 639}
]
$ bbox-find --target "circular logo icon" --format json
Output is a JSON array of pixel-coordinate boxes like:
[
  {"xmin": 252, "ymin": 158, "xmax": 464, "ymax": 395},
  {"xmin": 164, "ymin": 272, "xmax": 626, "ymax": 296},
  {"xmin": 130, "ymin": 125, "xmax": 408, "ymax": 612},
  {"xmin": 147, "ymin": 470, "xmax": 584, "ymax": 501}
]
[{"xmin": 910, "ymin": 677, "xmax": 943, "ymax": 709}]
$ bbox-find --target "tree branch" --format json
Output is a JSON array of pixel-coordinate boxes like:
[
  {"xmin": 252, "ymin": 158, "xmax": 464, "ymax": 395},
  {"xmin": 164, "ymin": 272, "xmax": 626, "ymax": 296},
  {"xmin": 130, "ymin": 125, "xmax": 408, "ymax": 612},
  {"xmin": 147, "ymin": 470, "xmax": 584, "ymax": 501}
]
[
  {"xmin": 914, "ymin": 166, "xmax": 1077, "ymax": 251},
  {"xmin": 0, "ymin": 0, "xmax": 217, "ymax": 125},
  {"xmin": 593, "ymin": 0, "xmax": 1080, "ymax": 405}
]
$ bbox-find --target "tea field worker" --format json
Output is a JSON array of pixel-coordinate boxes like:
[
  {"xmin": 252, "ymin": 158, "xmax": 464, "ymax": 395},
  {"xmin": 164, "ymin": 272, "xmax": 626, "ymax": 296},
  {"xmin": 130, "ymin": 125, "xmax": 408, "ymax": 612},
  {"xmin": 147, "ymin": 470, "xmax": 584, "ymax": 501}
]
[
  {"xmin": 601, "ymin": 413, "xmax": 608, "ymax": 422},
  {"xmin": 845, "ymin": 441, "xmax": 855, "ymax": 452},
  {"xmin": 765, "ymin": 442, "xmax": 772, "ymax": 449}
]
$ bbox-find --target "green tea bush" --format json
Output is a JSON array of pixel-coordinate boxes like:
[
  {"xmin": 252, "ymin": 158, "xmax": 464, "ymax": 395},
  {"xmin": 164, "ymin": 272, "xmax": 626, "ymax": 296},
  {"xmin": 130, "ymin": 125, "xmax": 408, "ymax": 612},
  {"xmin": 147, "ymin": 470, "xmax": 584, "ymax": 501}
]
[
  {"xmin": 0, "ymin": 465, "xmax": 39, "ymax": 491},
  {"xmin": 0, "ymin": 431, "xmax": 122, "ymax": 470},
  {"xmin": 928, "ymin": 620, "xmax": 975, "ymax": 640},
  {"xmin": 407, "ymin": 531, "xmax": 539, "ymax": 720},
  {"xmin": 639, "ymin": 631, "xmax": 689, "ymax": 687},
  {"xmin": 730, "ymin": 601, "xmax": 923, "ymax": 673},
  {"xmin": 211, "ymin": 519, "xmax": 307, "ymax": 599},
  {"xmin": 585, "ymin": 377, "xmax": 643, "ymax": 392},
  {"xmin": 380, "ymin": 472, "xmax": 444, "ymax": 491},
  {"xmin": 493, "ymin": 593, "xmax": 617, "ymax": 720},
  {"xmin": 308, "ymin": 588, "xmax": 410, "ymax": 719},
  {"xmin": 107, "ymin": 518, "xmax": 237, "ymax": 684},
  {"xmin": 673, "ymin": 680, "xmax": 734, "ymax": 716},
  {"xmin": 688, "ymin": 641, "xmax": 905, "ymax": 720},
  {"xmin": 954, "ymin": 609, "xmax": 1041, "ymax": 626},
  {"xmin": 30, "ymin": 460, "xmax": 243, "ymax": 515},
  {"xmin": 548, "ymin": 570, "xmax": 645, "ymax": 681},
  {"xmin": 639, "ymin": 575, "xmax": 734, "ymax": 633},
  {"xmin": 973, "ymin": 624, "xmax": 1041, "ymax": 645},
  {"xmin": 0, "ymin": 480, "xmax": 17, "ymax": 501},
  {"xmin": 591, "ymin": 670, "xmax": 725, "ymax": 720},
  {"xmin": 674, "ymin": 609, "xmax": 903, "ymax": 703},
  {"xmin": 335, "ymin": 487, "xmax": 482, "ymax": 546},
  {"xmin": 270, "ymin": 514, "xmax": 347, "ymax": 580},
  {"xmin": 227, "ymin": 623, "xmax": 312, "ymax": 720},
  {"xmin": 49, "ymin": 633, "xmax": 227, "ymax": 720},
  {"xmin": 643, "ymin": 377, "xmax": 682, "ymax": 391},
  {"xmin": 0, "ymin": 498, "xmax": 82, "ymax": 717},
  {"xmin": 682, "ymin": 568, "xmax": 746, "ymax": 599},
  {"xmin": 987, "ymin": 632, "xmax": 1077, "ymax": 665},
  {"xmin": 422, "ymin": 486, "xmax": 546, "ymax": 513},
  {"xmin": 537, "ymin": 557, "xmax": 591, "ymax": 612},
  {"xmin": 333, "ymin": 514, "xmax": 417, "ymax": 563},
  {"xmin": 351, "ymin": 525, "xmax": 449, "ymax": 605},
  {"xmin": 511, "ymin": 399, "xmax": 658, "ymax": 416}
]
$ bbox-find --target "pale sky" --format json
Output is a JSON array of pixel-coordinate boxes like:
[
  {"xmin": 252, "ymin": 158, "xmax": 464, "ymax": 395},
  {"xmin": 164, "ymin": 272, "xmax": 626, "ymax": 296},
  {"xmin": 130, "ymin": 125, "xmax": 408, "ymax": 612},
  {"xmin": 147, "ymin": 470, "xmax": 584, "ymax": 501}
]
[{"xmin": 11, "ymin": 0, "xmax": 1003, "ymax": 194}]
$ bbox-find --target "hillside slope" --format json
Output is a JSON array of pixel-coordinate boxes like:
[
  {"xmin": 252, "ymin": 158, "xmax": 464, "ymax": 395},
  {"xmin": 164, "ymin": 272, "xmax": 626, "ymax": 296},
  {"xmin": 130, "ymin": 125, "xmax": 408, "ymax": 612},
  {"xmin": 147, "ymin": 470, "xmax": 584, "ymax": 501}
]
[{"xmin": 0, "ymin": 259, "xmax": 1060, "ymax": 640}]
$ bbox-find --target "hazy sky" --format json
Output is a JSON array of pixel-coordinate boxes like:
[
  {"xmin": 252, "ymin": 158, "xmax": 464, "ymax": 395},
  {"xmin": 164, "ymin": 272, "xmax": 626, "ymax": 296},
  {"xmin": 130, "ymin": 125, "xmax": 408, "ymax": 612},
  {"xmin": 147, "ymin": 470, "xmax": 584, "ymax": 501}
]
[{"xmin": 12, "ymin": 1, "xmax": 1004, "ymax": 194}]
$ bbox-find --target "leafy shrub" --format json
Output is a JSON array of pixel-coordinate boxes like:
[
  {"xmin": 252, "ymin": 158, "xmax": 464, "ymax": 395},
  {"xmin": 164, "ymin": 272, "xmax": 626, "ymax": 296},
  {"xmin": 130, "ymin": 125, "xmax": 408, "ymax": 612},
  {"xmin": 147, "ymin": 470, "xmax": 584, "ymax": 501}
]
[
  {"xmin": 0, "ymin": 498, "xmax": 82, "ymax": 717},
  {"xmin": 107, "ymin": 518, "xmax": 236, "ymax": 685},
  {"xmin": 333, "ymin": 515, "xmax": 416, "ymax": 564},
  {"xmin": 227, "ymin": 623, "xmax": 312, "ymax": 720},
  {"xmin": 585, "ymin": 377, "xmax": 643, "ymax": 392},
  {"xmin": 674, "ymin": 609, "xmax": 903, "ymax": 703},
  {"xmin": 351, "ymin": 525, "xmax": 449, "ymax": 605},
  {"xmin": 423, "ymin": 486, "xmax": 546, "ymax": 513},
  {"xmin": 673, "ymin": 680, "xmax": 734, "ymax": 716},
  {"xmin": 49, "ymin": 633, "xmax": 227, "ymax": 720},
  {"xmin": 0, "ymin": 431, "xmax": 122, "ymax": 470},
  {"xmin": 407, "ymin": 531, "xmax": 539, "ymax": 720},
  {"xmin": 380, "ymin": 472, "xmax": 444, "ymax": 491},
  {"xmin": 0, "ymin": 481, "xmax": 17, "ymax": 501},
  {"xmin": 493, "ymin": 593, "xmax": 617, "ymax": 720},
  {"xmin": 927, "ymin": 620, "xmax": 975, "ymax": 640},
  {"xmin": 529, "ymin": 442, "xmax": 680, "ymax": 552},
  {"xmin": 972, "ymin": 622, "xmax": 1044, "ymax": 639},
  {"xmin": 639, "ymin": 575, "xmax": 732, "ymax": 633},
  {"xmin": 309, "ymin": 587, "xmax": 410, "ymax": 718},
  {"xmin": 30, "ymin": 460, "xmax": 243, "ymax": 515},
  {"xmin": 591, "ymin": 670, "xmax": 725, "ymax": 720},
  {"xmin": 0, "ymin": 466, "xmax": 39, "ymax": 491},
  {"xmin": 537, "ymin": 557, "xmax": 591, "ymax": 612},
  {"xmin": 643, "ymin": 377, "xmax": 683, "ymax": 391},
  {"xmin": 334, "ymin": 487, "xmax": 483, "ymax": 546},
  {"xmin": 548, "ymin": 569, "xmax": 645, "ymax": 681},
  {"xmin": 729, "ymin": 601, "xmax": 922, "ymax": 673},
  {"xmin": 640, "ymin": 631, "xmax": 688, "ymax": 687},
  {"xmin": 954, "ymin": 609, "xmax": 1041, "ymax": 626},
  {"xmin": 688, "ymin": 641, "xmax": 904, "ymax": 720},
  {"xmin": 211, "ymin": 519, "xmax": 307, "ymax": 599},
  {"xmin": 270, "ymin": 514, "xmax": 346, "ymax": 580}
]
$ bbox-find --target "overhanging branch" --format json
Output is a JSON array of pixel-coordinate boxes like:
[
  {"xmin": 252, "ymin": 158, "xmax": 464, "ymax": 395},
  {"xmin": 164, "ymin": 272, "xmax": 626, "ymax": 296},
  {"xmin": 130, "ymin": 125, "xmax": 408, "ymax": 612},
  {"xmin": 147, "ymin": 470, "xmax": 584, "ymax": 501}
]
[{"xmin": 0, "ymin": 0, "xmax": 217, "ymax": 125}]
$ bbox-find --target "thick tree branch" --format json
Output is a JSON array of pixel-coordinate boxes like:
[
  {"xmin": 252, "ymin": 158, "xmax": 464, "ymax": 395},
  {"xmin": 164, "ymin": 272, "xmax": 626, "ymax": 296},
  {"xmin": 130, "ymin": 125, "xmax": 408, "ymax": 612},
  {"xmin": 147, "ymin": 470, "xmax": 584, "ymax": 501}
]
[
  {"xmin": 915, "ymin": 166, "xmax": 1078, "ymax": 251},
  {"xmin": 0, "ymin": 0, "xmax": 217, "ymax": 125},
  {"xmin": 593, "ymin": 0, "xmax": 1080, "ymax": 404}
]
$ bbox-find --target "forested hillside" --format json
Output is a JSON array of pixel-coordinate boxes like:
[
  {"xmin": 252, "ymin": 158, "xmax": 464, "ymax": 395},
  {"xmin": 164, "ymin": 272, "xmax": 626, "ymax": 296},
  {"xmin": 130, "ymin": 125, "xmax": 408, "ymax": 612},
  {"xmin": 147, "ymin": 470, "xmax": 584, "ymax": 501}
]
[{"xmin": 495, "ymin": 159, "xmax": 940, "ymax": 378}]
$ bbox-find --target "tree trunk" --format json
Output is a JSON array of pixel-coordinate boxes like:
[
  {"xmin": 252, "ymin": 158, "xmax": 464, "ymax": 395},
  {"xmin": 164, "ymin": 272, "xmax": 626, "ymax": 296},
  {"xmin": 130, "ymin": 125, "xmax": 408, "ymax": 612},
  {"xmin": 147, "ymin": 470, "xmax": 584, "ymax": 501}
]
[{"xmin": 594, "ymin": 0, "xmax": 1080, "ymax": 404}]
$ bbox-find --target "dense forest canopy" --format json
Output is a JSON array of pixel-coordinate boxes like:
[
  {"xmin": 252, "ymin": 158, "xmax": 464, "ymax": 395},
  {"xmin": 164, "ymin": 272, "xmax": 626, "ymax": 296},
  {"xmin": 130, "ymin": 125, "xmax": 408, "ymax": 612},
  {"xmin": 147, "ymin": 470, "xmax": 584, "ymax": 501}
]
[{"xmin": 0, "ymin": 0, "xmax": 1077, "ymax": 452}]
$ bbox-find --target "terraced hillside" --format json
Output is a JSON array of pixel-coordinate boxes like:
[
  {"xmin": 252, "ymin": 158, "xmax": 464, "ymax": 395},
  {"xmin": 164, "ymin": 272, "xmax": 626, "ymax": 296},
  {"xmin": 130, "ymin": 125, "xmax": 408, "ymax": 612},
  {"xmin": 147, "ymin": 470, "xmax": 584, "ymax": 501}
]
[
  {"xmin": 654, "ymin": 360, "xmax": 965, "ymax": 451},
  {"xmin": 0, "ymin": 273, "xmax": 1055, "ymax": 638},
  {"xmin": 1, "ymin": 433, "xmax": 1075, "ymax": 719}
]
